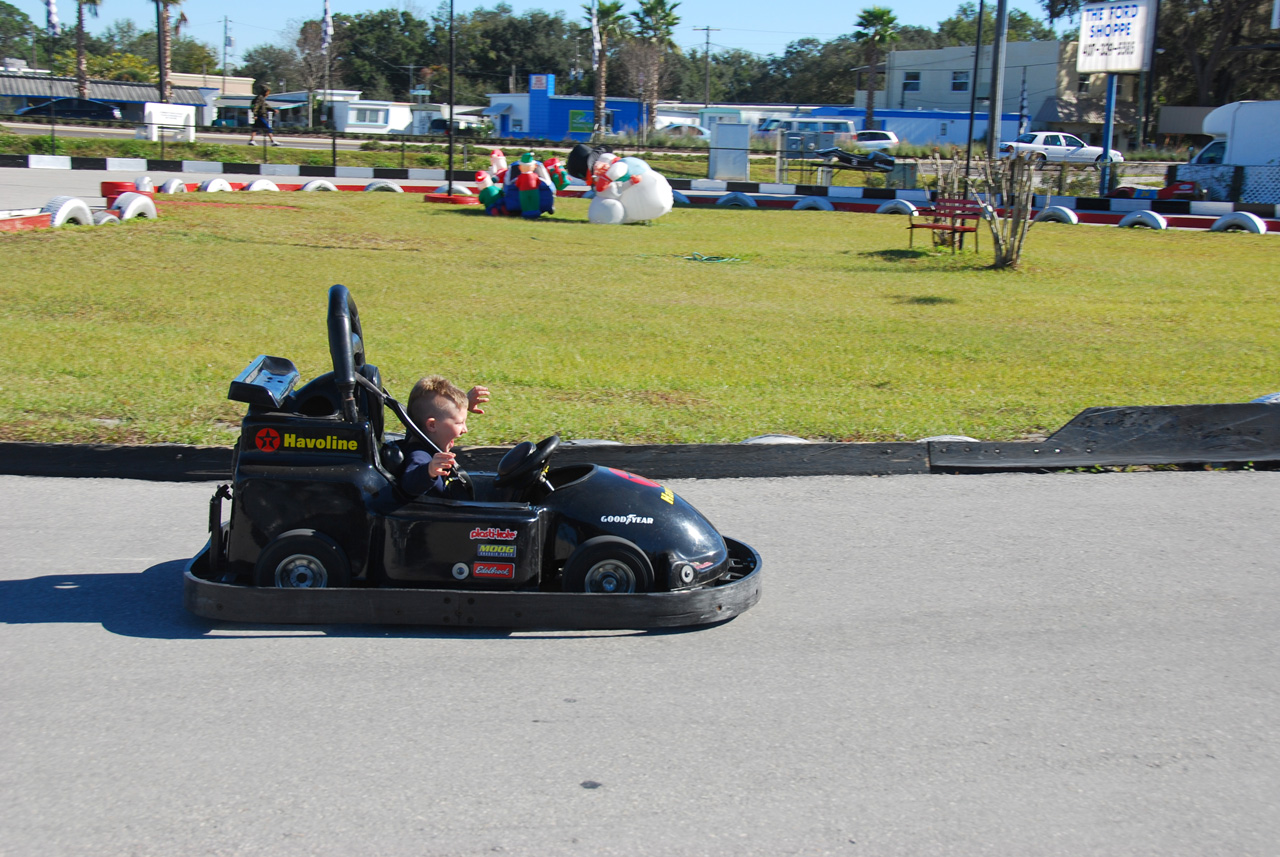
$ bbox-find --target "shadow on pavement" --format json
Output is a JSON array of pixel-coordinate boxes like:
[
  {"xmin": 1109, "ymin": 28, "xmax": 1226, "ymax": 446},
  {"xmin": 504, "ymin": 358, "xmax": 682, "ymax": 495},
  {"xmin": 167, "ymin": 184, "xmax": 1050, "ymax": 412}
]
[{"xmin": 0, "ymin": 562, "xmax": 691, "ymax": 640}]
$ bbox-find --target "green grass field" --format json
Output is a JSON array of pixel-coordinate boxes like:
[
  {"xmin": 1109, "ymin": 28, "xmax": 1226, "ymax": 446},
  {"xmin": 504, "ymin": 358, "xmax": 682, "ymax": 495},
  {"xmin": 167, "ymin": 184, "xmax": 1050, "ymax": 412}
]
[{"xmin": 1, "ymin": 191, "xmax": 1275, "ymax": 447}]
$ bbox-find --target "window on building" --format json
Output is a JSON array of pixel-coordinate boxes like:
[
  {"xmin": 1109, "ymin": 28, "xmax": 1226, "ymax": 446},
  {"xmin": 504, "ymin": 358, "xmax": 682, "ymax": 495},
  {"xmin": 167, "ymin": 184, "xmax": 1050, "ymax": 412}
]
[
  {"xmin": 512, "ymin": 119, "xmax": 523, "ymax": 131},
  {"xmin": 352, "ymin": 108, "xmax": 387, "ymax": 125},
  {"xmin": 903, "ymin": 71, "xmax": 921, "ymax": 92},
  {"xmin": 1077, "ymin": 74, "xmax": 1091, "ymax": 94},
  {"xmin": 951, "ymin": 71, "xmax": 969, "ymax": 92}
]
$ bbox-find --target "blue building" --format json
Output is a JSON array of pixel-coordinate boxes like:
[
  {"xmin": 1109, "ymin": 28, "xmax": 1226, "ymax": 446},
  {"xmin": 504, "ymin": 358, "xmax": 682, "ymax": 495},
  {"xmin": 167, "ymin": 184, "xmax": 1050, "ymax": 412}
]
[{"xmin": 483, "ymin": 74, "xmax": 643, "ymax": 141}]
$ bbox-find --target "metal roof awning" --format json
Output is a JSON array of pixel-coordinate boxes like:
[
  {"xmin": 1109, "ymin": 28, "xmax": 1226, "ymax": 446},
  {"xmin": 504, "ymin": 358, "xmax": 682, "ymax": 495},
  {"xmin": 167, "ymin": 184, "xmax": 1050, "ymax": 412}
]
[
  {"xmin": 481, "ymin": 102, "xmax": 513, "ymax": 115},
  {"xmin": 0, "ymin": 71, "xmax": 205, "ymax": 105}
]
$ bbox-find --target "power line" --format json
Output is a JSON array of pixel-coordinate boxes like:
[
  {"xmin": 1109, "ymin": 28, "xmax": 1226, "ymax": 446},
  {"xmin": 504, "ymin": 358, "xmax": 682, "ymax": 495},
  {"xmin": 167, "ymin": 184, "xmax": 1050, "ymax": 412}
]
[{"xmin": 692, "ymin": 26, "xmax": 719, "ymax": 105}]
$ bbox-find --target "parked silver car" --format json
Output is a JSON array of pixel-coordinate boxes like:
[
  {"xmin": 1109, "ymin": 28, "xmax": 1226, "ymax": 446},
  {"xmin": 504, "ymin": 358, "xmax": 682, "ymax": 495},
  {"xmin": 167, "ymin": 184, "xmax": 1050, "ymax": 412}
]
[{"xmin": 997, "ymin": 132, "xmax": 1123, "ymax": 167}]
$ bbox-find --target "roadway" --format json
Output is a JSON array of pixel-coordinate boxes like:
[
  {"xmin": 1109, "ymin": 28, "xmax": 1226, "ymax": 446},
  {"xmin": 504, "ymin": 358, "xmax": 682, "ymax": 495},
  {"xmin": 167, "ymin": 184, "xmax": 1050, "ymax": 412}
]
[{"xmin": 1, "ymin": 470, "xmax": 1276, "ymax": 855}]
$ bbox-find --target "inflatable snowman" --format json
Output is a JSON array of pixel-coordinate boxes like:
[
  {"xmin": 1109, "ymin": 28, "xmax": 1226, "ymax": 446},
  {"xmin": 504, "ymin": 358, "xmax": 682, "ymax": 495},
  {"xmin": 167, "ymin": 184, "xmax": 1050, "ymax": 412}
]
[{"xmin": 566, "ymin": 144, "xmax": 674, "ymax": 225}]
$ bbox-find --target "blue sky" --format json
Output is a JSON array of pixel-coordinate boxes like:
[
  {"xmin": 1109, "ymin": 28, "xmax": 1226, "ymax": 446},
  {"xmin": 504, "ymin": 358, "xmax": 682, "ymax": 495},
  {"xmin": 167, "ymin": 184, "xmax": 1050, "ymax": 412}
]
[{"xmin": 16, "ymin": 0, "xmax": 1051, "ymax": 62}]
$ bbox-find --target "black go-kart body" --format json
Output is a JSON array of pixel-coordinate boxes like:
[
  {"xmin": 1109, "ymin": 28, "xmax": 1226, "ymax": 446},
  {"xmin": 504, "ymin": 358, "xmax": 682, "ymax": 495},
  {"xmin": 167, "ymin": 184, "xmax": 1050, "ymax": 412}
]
[{"xmin": 185, "ymin": 285, "xmax": 761, "ymax": 629}]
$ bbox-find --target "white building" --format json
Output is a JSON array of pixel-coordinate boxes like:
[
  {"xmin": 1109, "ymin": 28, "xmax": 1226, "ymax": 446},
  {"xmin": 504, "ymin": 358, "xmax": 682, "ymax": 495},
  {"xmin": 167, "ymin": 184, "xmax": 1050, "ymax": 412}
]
[
  {"xmin": 652, "ymin": 40, "xmax": 1142, "ymax": 150},
  {"xmin": 885, "ymin": 40, "xmax": 1140, "ymax": 149}
]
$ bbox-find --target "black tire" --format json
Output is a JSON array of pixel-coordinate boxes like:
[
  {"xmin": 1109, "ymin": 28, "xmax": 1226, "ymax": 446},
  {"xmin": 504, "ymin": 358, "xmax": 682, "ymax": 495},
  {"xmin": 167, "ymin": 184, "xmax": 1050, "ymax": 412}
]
[
  {"xmin": 562, "ymin": 536, "xmax": 654, "ymax": 594},
  {"xmin": 1032, "ymin": 153, "xmax": 1048, "ymax": 169},
  {"xmin": 254, "ymin": 529, "xmax": 351, "ymax": 589}
]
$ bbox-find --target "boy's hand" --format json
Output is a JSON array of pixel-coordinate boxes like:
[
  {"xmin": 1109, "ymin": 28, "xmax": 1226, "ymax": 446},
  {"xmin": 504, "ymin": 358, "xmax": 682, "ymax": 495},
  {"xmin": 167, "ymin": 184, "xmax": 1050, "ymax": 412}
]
[
  {"xmin": 428, "ymin": 451, "xmax": 456, "ymax": 478},
  {"xmin": 467, "ymin": 385, "xmax": 490, "ymax": 414}
]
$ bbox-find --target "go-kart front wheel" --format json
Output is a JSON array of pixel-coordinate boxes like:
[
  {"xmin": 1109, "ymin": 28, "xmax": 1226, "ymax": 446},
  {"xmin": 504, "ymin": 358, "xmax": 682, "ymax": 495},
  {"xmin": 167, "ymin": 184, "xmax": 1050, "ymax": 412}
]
[
  {"xmin": 254, "ymin": 529, "xmax": 351, "ymax": 588},
  {"xmin": 562, "ymin": 536, "xmax": 654, "ymax": 594}
]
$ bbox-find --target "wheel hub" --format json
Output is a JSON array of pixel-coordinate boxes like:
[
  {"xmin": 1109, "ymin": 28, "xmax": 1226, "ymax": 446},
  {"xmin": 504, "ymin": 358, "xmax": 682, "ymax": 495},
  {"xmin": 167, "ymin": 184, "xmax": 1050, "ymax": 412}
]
[
  {"xmin": 584, "ymin": 561, "xmax": 636, "ymax": 594},
  {"xmin": 275, "ymin": 553, "xmax": 327, "ymax": 588}
]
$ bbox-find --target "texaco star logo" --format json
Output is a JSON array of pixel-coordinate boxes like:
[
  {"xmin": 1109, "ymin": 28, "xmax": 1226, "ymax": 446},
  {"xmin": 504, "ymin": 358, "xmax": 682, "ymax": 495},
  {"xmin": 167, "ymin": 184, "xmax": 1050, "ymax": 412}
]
[{"xmin": 254, "ymin": 427, "xmax": 281, "ymax": 452}]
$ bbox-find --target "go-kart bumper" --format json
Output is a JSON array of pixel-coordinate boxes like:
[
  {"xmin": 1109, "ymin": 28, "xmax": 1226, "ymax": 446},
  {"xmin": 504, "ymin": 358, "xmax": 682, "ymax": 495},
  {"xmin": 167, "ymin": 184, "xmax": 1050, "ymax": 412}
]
[{"xmin": 183, "ymin": 538, "xmax": 761, "ymax": 630}]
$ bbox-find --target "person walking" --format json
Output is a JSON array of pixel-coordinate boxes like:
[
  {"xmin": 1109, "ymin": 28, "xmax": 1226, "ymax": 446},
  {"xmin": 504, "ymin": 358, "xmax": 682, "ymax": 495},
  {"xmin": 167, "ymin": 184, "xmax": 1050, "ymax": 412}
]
[{"xmin": 247, "ymin": 86, "xmax": 280, "ymax": 146}]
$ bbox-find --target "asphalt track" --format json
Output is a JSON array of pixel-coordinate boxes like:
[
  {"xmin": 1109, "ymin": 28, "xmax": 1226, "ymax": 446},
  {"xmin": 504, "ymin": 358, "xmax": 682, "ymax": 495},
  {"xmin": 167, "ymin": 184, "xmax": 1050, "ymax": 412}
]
[
  {"xmin": 2, "ymin": 470, "xmax": 1277, "ymax": 856},
  {"xmin": 1, "ymin": 164, "xmax": 203, "ymax": 210}
]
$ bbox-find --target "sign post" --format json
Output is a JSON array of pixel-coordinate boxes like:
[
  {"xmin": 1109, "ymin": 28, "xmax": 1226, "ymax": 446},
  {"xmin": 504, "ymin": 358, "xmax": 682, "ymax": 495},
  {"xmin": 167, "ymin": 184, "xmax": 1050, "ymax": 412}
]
[{"xmin": 1077, "ymin": 0, "xmax": 1157, "ymax": 195}]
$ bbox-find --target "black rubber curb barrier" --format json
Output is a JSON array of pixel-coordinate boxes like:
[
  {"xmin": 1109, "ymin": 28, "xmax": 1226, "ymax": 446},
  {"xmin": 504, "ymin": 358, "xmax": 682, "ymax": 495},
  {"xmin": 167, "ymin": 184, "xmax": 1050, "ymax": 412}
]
[
  {"xmin": 2, "ymin": 403, "xmax": 1277, "ymax": 482},
  {"xmin": 929, "ymin": 403, "xmax": 1280, "ymax": 470}
]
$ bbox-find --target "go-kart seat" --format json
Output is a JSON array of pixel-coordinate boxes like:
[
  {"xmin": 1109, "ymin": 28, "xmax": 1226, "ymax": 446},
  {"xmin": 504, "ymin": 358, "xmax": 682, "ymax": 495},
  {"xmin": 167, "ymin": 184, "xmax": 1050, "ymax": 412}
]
[
  {"xmin": 288, "ymin": 363, "xmax": 385, "ymax": 434},
  {"xmin": 380, "ymin": 437, "xmax": 406, "ymax": 477}
]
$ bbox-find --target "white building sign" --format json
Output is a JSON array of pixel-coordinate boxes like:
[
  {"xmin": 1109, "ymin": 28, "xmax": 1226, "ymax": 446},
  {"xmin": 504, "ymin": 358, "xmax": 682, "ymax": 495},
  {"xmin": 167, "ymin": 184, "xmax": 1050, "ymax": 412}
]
[{"xmin": 1076, "ymin": 0, "xmax": 1157, "ymax": 73}]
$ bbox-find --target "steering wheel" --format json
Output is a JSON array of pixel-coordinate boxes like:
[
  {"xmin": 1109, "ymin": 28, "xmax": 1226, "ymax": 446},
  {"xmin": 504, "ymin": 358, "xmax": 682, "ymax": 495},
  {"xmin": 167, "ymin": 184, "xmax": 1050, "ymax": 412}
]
[
  {"xmin": 495, "ymin": 435, "xmax": 560, "ymax": 493},
  {"xmin": 327, "ymin": 284, "xmax": 364, "ymax": 423}
]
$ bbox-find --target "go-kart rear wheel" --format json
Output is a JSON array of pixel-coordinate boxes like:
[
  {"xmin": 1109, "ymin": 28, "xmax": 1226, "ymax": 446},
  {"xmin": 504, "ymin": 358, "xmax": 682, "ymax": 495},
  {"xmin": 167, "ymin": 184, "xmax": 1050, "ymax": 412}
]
[
  {"xmin": 254, "ymin": 529, "xmax": 351, "ymax": 589},
  {"xmin": 562, "ymin": 536, "xmax": 654, "ymax": 594}
]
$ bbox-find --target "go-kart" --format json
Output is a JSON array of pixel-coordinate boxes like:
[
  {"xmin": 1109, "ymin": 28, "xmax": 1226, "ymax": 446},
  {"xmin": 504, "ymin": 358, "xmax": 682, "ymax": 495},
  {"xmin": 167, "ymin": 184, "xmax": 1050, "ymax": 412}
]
[
  {"xmin": 812, "ymin": 147, "xmax": 896, "ymax": 173},
  {"xmin": 184, "ymin": 285, "xmax": 761, "ymax": 629}
]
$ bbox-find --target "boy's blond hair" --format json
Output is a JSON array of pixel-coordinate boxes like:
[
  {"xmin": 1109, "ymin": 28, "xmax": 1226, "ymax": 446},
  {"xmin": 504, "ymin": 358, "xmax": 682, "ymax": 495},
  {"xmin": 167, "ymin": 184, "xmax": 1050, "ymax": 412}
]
[{"xmin": 407, "ymin": 375, "xmax": 467, "ymax": 428}]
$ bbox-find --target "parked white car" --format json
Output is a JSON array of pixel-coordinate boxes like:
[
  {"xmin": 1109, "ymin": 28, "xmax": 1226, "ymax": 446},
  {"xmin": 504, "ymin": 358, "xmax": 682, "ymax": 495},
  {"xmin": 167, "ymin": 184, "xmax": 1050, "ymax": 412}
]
[
  {"xmin": 998, "ymin": 132, "xmax": 1124, "ymax": 167},
  {"xmin": 658, "ymin": 123, "xmax": 711, "ymax": 139},
  {"xmin": 852, "ymin": 129, "xmax": 899, "ymax": 150}
]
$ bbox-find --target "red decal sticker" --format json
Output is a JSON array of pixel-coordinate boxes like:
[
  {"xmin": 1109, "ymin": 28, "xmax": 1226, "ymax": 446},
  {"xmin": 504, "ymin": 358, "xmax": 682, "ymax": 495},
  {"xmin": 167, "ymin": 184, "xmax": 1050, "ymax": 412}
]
[
  {"xmin": 254, "ymin": 427, "xmax": 281, "ymax": 452},
  {"xmin": 608, "ymin": 468, "xmax": 661, "ymax": 488},
  {"xmin": 470, "ymin": 527, "xmax": 517, "ymax": 541},
  {"xmin": 473, "ymin": 562, "xmax": 515, "ymax": 579}
]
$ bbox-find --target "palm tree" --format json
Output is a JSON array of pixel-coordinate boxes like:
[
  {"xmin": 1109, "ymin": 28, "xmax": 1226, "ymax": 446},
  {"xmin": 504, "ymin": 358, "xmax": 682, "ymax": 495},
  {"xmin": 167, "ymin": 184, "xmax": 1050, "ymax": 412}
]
[
  {"xmin": 853, "ymin": 6, "xmax": 899, "ymax": 132},
  {"xmin": 630, "ymin": 0, "xmax": 680, "ymax": 132},
  {"xmin": 583, "ymin": 0, "xmax": 628, "ymax": 141},
  {"xmin": 75, "ymin": 0, "xmax": 103, "ymax": 99},
  {"xmin": 155, "ymin": 0, "xmax": 186, "ymax": 103}
]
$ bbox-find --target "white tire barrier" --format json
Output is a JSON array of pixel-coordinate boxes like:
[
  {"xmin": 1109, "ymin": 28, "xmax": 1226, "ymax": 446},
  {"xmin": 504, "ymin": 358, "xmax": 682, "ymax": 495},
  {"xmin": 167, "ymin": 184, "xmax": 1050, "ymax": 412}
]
[
  {"xmin": 1210, "ymin": 211, "xmax": 1268, "ymax": 234},
  {"xmin": 110, "ymin": 192, "xmax": 158, "ymax": 220},
  {"xmin": 1033, "ymin": 205, "xmax": 1079, "ymax": 225},
  {"xmin": 1251, "ymin": 392, "xmax": 1280, "ymax": 404},
  {"xmin": 365, "ymin": 180, "xmax": 404, "ymax": 192},
  {"xmin": 299, "ymin": 180, "xmax": 338, "ymax": 192},
  {"xmin": 199, "ymin": 178, "xmax": 233, "ymax": 193},
  {"xmin": 1117, "ymin": 209, "xmax": 1167, "ymax": 230},
  {"xmin": 432, "ymin": 183, "xmax": 472, "ymax": 195},
  {"xmin": 243, "ymin": 179, "xmax": 280, "ymax": 192},
  {"xmin": 716, "ymin": 192, "xmax": 756, "ymax": 208},
  {"xmin": 133, "ymin": 176, "xmax": 154, "ymax": 192},
  {"xmin": 793, "ymin": 197, "xmax": 834, "ymax": 211},
  {"xmin": 92, "ymin": 210, "xmax": 121, "ymax": 226},
  {"xmin": 158, "ymin": 178, "xmax": 187, "ymax": 194},
  {"xmin": 41, "ymin": 195, "xmax": 93, "ymax": 227},
  {"xmin": 876, "ymin": 199, "xmax": 917, "ymax": 215}
]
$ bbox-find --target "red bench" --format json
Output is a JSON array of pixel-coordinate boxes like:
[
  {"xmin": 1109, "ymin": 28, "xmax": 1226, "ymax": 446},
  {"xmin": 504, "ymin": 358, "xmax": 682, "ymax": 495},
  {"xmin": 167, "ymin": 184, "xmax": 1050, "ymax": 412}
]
[{"xmin": 908, "ymin": 197, "xmax": 983, "ymax": 253}]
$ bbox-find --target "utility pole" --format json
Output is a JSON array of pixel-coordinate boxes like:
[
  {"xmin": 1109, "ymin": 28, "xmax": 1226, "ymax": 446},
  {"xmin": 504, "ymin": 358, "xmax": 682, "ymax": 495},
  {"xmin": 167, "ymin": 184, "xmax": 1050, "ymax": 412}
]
[
  {"xmin": 447, "ymin": 0, "xmax": 455, "ymax": 195},
  {"xmin": 693, "ymin": 26, "xmax": 718, "ymax": 107},
  {"xmin": 963, "ymin": 0, "xmax": 986, "ymax": 193},
  {"xmin": 221, "ymin": 17, "xmax": 230, "ymax": 95},
  {"xmin": 985, "ymin": 0, "xmax": 1010, "ymax": 157},
  {"xmin": 390, "ymin": 64, "xmax": 418, "ymax": 99},
  {"xmin": 155, "ymin": 1, "xmax": 168, "ymax": 104}
]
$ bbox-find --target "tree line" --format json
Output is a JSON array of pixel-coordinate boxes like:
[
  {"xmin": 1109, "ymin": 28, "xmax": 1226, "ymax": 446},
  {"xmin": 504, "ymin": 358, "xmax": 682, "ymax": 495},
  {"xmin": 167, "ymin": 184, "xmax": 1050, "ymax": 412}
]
[{"xmin": 1, "ymin": 0, "xmax": 1276, "ymax": 116}]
